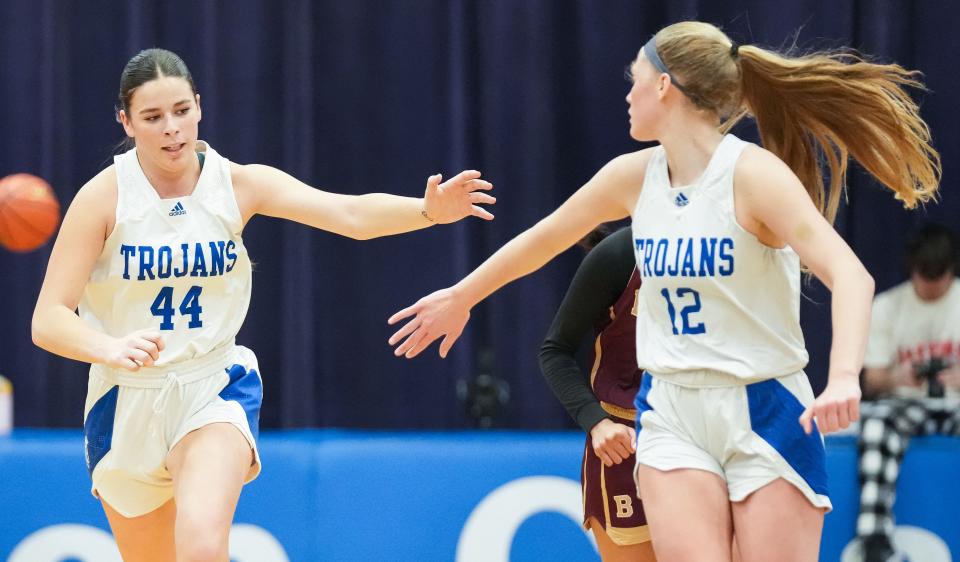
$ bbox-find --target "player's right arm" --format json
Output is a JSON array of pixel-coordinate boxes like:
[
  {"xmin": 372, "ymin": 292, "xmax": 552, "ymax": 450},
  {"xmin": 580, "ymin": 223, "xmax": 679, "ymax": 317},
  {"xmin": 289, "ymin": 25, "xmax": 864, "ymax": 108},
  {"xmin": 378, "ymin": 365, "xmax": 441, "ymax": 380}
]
[
  {"xmin": 388, "ymin": 149, "xmax": 653, "ymax": 359},
  {"xmin": 31, "ymin": 168, "xmax": 163, "ymax": 371}
]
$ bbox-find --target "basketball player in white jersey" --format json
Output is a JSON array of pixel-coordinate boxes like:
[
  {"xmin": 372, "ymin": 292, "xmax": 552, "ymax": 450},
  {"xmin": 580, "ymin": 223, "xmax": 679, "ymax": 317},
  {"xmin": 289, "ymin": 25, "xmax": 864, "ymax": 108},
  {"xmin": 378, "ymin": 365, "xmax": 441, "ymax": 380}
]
[
  {"xmin": 31, "ymin": 48, "xmax": 495, "ymax": 562},
  {"xmin": 387, "ymin": 21, "xmax": 940, "ymax": 561}
]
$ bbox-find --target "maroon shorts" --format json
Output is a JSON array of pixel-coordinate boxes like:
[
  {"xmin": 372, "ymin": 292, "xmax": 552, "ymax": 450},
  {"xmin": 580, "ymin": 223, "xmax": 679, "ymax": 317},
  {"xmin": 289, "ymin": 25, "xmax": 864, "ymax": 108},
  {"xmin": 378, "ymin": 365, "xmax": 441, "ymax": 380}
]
[{"xmin": 581, "ymin": 412, "xmax": 651, "ymax": 545}]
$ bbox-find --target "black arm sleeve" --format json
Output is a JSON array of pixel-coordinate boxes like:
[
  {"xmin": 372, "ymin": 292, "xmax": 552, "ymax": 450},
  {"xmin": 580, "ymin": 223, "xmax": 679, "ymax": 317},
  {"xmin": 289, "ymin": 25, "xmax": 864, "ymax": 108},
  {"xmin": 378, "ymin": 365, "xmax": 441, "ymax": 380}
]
[{"xmin": 538, "ymin": 227, "xmax": 637, "ymax": 433}]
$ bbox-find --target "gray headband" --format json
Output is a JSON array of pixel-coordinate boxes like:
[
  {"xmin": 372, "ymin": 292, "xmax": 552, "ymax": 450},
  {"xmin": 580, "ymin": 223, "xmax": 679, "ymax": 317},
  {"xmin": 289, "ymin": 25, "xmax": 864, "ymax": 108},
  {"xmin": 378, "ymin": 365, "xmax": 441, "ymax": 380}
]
[{"xmin": 642, "ymin": 36, "xmax": 691, "ymax": 97}]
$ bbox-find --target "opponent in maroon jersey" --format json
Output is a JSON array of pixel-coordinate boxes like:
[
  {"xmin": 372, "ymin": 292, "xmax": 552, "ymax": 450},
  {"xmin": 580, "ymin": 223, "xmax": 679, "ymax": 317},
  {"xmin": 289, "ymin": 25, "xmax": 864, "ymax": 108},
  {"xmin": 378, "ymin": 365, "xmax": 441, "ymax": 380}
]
[{"xmin": 539, "ymin": 226, "xmax": 651, "ymax": 561}]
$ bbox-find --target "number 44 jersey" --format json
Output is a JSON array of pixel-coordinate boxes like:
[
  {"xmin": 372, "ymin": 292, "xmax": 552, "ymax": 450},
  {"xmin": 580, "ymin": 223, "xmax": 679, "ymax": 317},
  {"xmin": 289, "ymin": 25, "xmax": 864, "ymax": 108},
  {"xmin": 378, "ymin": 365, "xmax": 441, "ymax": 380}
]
[
  {"xmin": 79, "ymin": 142, "xmax": 252, "ymax": 367},
  {"xmin": 630, "ymin": 135, "xmax": 808, "ymax": 383}
]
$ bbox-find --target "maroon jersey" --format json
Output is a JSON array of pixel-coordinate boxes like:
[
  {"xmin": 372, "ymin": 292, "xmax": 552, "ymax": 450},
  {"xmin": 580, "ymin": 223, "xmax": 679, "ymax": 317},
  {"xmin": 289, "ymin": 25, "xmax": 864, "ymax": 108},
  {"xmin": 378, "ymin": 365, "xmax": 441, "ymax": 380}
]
[
  {"xmin": 540, "ymin": 227, "xmax": 650, "ymax": 543},
  {"xmin": 589, "ymin": 269, "xmax": 643, "ymax": 415}
]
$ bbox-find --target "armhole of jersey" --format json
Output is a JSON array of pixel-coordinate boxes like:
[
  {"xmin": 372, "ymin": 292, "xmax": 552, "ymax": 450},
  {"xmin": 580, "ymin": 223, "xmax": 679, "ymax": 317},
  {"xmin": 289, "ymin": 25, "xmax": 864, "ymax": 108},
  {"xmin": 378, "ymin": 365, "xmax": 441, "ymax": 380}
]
[
  {"xmin": 104, "ymin": 167, "xmax": 122, "ymax": 244},
  {"xmin": 719, "ymin": 138, "xmax": 752, "ymax": 223},
  {"xmin": 217, "ymin": 154, "xmax": 244, "ymax": 233},
  {"xmin": 633, "ymin": 146, "xmax": 664, "ymax": 218},
  {"xmin": 112, "ymin": 152, "xmax": 134, "ymax": 231}
]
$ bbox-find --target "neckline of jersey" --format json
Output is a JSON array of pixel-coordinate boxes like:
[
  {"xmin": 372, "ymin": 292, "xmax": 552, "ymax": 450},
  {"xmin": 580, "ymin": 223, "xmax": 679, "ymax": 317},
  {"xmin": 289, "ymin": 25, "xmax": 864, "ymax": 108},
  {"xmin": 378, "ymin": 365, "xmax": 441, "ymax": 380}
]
[
  {"xmin": 133, "ymin": 140, "xmax": 211, "ymax": 202},
  {"xmin": 663, "ymin": 134, "xmax": 731, "ymax": 193}
]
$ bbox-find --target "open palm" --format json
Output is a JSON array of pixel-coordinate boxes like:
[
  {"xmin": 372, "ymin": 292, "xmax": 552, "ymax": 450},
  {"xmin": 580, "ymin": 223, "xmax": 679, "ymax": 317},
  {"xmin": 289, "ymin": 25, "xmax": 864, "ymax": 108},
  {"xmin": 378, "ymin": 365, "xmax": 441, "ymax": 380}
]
[
  {"xmin": 423, "ymin": 170, "xmax": 495, "ymax": 223},
  {"xmin": 388, "ymin": 286, "xmax": 470, "ymax": 358}
]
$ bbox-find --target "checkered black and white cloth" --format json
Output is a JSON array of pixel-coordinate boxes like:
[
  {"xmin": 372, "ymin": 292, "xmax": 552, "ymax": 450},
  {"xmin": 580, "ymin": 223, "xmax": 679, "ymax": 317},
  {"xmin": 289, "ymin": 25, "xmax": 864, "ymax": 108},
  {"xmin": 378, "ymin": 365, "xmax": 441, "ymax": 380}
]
[{"xmin": 857, "ymin": 398, "xmax": 960, "ymax": 544}]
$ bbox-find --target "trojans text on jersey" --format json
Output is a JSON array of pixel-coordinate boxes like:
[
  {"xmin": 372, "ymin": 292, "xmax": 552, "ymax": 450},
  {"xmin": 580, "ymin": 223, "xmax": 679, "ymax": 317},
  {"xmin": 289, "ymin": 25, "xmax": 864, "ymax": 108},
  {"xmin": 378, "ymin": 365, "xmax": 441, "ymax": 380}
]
[
  {"xmin": 119, "ymin": 240, "xmax": 239, "ymax": 280},
  {"xmin": 634, "ymin": 237, "xmax": 735, "ymax": 278}
]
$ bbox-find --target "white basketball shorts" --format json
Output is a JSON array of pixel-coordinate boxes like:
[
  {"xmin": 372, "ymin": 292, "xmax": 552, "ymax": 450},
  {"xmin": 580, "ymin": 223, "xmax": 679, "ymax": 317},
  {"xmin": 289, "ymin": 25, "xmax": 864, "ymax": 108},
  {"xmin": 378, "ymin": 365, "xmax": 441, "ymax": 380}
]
[
  {"xmin": 633, "ymin": 371, "xmax": 831, "ymax": 511},
  {"xmin": 82, "ymin": 344, "xmax": 263, "ymax": 517}
]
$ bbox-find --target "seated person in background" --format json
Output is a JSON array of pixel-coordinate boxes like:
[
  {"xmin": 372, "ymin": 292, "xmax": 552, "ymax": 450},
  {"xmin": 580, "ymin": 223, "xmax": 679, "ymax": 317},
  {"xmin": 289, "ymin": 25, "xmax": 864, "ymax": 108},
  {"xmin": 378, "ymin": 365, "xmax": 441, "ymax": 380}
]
[{"xmin": 857, "ymin": 222, "xmax": 960, "ymax": 562}]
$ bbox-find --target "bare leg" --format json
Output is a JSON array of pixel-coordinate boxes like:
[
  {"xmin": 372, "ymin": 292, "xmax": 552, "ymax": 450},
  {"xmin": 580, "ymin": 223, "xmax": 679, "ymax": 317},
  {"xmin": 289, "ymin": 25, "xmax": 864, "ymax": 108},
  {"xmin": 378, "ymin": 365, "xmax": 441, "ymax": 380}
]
[
  {"xmin": 634, "ymin": 466, "xmax": 733, "ymax": 562},
  {"xmin": 731, "ymin": 478, "xmax": 824, "ymax": 562},
  {"xmin": 166, "ymin": 422, "xmax": 253, "ymax": 562},
  {"xmin": 587, "ymin": 516, "xmax": 657, "ymax": 562},
  {"xmin": 102, "ymin": 499, "xmax": 177, "ymax": 562}
]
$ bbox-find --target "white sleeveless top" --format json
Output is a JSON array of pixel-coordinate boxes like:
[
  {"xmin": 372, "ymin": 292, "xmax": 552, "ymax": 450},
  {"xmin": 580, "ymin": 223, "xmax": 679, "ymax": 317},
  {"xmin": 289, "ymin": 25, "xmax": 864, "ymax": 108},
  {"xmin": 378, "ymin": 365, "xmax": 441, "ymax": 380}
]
[
  {"xmin": 79, "ymin": 142, "xmax": 252, "ymax": 366},
  {"xmin": 630, "ymin": 134, "xmax": 808, "ymax": 384}
]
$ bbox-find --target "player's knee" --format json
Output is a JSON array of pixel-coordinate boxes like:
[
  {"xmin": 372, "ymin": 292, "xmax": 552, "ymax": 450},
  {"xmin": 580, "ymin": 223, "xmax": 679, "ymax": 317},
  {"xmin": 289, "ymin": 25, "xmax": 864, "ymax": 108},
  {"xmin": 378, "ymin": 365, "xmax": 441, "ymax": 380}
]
[
  {"xmin": 176, "ymin": 531, "xmax": 227, "ymax": 562},
  {"xmin": 176, "ymin": 516, "xmax": 230, "ymax": 561}
]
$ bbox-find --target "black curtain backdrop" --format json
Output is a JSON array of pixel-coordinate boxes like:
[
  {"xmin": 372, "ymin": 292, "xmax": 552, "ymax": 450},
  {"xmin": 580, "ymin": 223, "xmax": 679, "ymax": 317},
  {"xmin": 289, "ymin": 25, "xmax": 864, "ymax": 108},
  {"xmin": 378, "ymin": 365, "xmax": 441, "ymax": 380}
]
[{"xmin": 1, "ymin": 1, "xmax": 957, "ymax": 429}]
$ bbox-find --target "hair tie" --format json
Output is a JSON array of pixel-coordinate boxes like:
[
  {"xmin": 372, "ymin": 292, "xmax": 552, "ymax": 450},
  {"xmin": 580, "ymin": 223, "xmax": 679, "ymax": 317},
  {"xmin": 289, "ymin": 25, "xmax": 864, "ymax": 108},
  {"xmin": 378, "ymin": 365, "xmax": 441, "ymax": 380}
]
[{"xmin": 730, "ymin": 42, "xmax": 740, "ymax": 58}]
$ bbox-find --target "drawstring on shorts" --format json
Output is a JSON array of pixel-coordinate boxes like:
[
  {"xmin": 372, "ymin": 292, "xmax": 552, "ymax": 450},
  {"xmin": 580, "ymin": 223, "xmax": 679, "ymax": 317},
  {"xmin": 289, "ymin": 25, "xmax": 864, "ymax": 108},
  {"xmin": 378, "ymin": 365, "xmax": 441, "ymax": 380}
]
[{"xmin": 153, "ymin": 372, "xmax": 185, "ymax": 414}]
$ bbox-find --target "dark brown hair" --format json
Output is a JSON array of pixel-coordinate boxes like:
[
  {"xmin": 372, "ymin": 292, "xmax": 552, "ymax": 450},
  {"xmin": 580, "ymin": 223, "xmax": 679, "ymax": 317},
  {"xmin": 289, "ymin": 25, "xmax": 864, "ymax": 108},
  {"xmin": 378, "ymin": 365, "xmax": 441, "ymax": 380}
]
[{"xmin": 115, "ymin": 49, "xmax": 197, "ymax": 151}]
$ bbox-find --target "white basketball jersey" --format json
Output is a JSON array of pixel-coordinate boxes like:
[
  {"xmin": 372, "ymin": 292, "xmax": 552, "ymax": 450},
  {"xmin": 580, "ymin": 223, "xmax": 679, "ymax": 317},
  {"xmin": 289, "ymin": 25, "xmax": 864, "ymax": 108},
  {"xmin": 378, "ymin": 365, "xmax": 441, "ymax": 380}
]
[
  {"xmin": 631, "ymin": 134, "xmax": 808, "ymax": 382},
  {"xmin": 79, "ymin": 142, "xmax": 252, "ymax": 366}
]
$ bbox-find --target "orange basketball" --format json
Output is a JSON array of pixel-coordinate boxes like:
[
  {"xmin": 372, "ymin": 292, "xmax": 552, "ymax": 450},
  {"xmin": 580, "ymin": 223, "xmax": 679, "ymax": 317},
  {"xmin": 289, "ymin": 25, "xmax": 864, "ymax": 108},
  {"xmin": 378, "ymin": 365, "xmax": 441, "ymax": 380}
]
[{"xmin": 0, "ymin": 173, "xmax": 61, "ymax": 253}]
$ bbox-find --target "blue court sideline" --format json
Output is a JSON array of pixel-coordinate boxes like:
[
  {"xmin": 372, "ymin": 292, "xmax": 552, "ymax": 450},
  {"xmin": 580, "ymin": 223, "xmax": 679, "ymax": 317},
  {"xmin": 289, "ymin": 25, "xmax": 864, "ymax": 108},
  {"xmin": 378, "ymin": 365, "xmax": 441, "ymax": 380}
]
[{"xmin": 1, "ymin": 430, "xmax": 958, "ymax": 561}]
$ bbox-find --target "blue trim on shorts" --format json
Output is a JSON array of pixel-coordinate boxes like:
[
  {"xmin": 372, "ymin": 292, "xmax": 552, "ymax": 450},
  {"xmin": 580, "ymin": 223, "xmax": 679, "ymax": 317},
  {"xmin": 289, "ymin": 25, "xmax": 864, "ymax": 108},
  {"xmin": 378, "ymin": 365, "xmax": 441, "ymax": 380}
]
[
  {"xmin": 746, "ymin": 379, "xmax": 828, "ymax": 496},
  {"xmin": 219, "ymin": 364, "xmax": 263, "ymax": 440},
  {"xmin": 83, "ymin": 385, "xmax": 119, "ymax": 474},
  {"xmin": 633, "ymin": 375, "xmax": 654, "ymax": 433}
]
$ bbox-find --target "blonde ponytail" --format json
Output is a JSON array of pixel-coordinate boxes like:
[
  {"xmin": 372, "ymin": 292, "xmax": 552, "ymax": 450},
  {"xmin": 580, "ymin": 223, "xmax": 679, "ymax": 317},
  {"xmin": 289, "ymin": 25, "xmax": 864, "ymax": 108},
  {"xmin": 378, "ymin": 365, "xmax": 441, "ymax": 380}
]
[{"xmin": 655, "ymin": 22, "xmax": 941, "ymax": 224}]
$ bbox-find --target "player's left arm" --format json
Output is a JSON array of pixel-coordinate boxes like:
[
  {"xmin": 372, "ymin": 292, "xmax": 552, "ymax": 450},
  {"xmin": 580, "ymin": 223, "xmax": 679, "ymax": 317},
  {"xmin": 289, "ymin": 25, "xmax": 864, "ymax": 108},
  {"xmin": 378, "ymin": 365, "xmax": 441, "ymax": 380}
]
[
  {"xmin": 230, "ymin": 163, "xmax": 494, "ymax": 239},
  {"xmin": 735, "ymin": 146, "xmax": 874, "ymax": 434},
  {"xmin": 539, "ymin": 228, "xmax": 637, "ymax": 466}
]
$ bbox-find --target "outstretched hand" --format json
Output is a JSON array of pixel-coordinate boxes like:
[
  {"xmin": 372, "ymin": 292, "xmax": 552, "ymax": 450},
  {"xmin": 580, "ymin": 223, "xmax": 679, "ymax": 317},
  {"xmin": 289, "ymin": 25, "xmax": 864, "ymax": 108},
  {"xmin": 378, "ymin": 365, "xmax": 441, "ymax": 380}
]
[
  {"xmin": 388, "ymin": 287, "xmax": 470, "ymax": 358},
  {"xmin": 423, "ymin": 170, "xmax": 495, "ymax": 224},
  {"xmin": 799, "ymin": 374, "xmax": 861, "ymax": 434}
]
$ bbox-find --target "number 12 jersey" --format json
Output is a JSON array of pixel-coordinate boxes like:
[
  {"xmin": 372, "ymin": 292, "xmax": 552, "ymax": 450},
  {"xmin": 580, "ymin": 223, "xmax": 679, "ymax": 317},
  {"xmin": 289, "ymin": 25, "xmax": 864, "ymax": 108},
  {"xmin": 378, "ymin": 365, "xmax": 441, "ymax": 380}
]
[{"xmin": 630, "ymin": 135, "xmax": 808, "ymax": 383}]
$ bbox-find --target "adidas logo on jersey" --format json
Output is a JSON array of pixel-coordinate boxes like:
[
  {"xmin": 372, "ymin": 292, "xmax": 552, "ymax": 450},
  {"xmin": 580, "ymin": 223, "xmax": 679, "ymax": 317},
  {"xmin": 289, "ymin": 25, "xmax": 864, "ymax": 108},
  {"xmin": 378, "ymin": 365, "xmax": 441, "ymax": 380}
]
[
  {"xmin": 169, "ymin": 202, "xmax": 186, "ymax": 216},
  {"xmin": 674, "ymin": 192, "xmax": 690, "ymax": 207}
]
